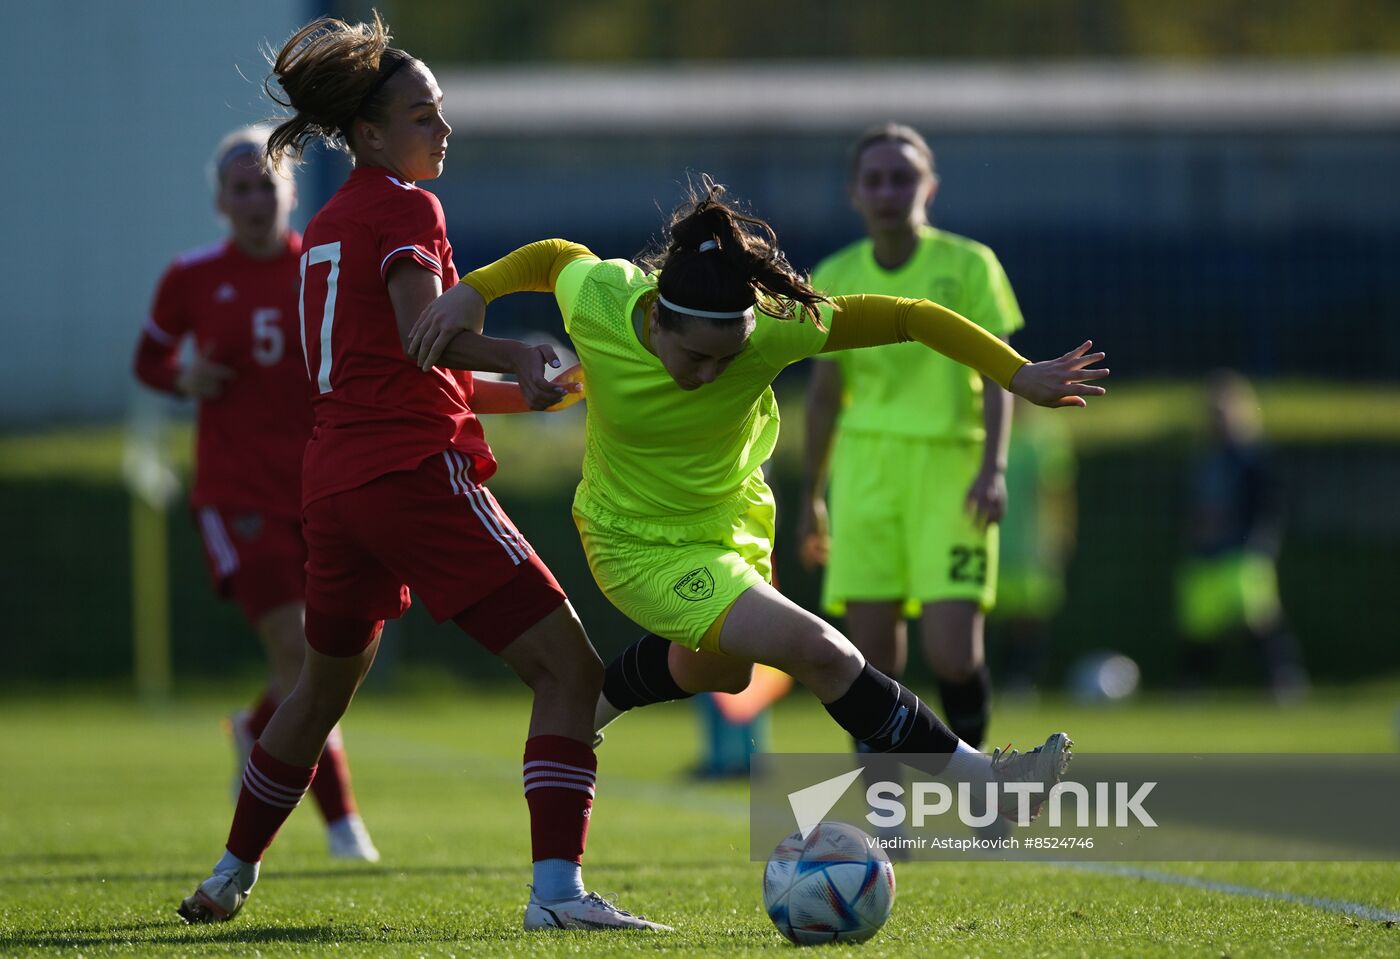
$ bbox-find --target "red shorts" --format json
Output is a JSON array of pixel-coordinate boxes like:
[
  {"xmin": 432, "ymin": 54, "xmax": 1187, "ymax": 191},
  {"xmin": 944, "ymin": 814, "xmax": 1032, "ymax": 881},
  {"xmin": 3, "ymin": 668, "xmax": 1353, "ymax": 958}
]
[
  {"xmin": 302, "ymin": 450, "xmax": 567, "ymax": 652},
  {"xmin": 195, "ymin": 506, "xmax": 306, "ymax": 624}
]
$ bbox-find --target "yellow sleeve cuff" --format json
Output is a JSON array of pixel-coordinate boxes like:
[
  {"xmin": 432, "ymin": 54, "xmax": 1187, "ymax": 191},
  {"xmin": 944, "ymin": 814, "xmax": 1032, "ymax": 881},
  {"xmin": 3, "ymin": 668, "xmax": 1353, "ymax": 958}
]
[
  {"xmin": 818, "ymin": 294, "xmax": 1027, "ymax": 390},
  {"xmin": 461, "ymin": 239, "xmax": 594, "ymax": 304}
]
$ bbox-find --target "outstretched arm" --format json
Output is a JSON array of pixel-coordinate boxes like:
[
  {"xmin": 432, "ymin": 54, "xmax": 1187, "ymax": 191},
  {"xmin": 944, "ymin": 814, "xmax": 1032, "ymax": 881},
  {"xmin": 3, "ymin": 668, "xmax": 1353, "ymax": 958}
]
[
  {"xmin": 819, "ymin": 294, "xmax": 1108, "ymax": 408},
  {"xmin": 407, "ymin": 239, "xmax": 592, "ymax": 370}
]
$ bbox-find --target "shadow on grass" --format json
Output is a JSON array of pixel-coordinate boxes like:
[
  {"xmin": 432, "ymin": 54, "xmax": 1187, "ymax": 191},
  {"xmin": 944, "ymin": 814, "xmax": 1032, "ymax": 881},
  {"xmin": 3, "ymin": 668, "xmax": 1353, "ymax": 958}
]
[
  {"xmin": 0, "ymin": 861, "xmax": 530, "ymax": 888},
  {"xmin": 0, "ymin": 852, "xmax": 104, "ymax": 865},
  {"xmin": 0, "ymin": 859, "xmax": 735, "ymax": 889},
  {"xmin": 0, "ymin": 915, "xmax": 755, "ymax": 950},
  {"xmin": 0, "ymin": 922, "xmax": 353, "ymax": 951}
]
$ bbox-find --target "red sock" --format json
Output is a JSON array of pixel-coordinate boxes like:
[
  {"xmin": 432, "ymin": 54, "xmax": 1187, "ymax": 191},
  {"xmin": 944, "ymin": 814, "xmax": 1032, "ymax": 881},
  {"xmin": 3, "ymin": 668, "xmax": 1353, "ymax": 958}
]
[
  {"xmin": 308, "ymin": 726, "xmax": 357, "ymax": 823},
  {"xmin": 245, "ymin": 690, "xmax": 279, "ymax": 739},
  {"xmin": 243, "ymin": 691, "xmax": 353, "ymax": 824},
  {"xmin": 226, "ymin": 742, "xmax": 316, "ymax": 863},
  {"xmin": 523, "ymin": 735, "xmax": 596, "ymax": 863}
]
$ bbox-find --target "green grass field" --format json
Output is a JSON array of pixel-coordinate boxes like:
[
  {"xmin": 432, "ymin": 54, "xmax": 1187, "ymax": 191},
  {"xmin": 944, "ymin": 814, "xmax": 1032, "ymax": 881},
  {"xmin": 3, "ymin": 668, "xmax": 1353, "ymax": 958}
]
[{"xmin": 3, "ymin": 683, "xmax": 1398, "ymax": 957}]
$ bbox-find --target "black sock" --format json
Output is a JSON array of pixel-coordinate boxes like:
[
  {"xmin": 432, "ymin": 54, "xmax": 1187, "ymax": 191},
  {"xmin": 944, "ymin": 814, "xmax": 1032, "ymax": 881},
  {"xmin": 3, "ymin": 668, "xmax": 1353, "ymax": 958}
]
[
  {"xmin": 601, "ymin": 633, "xmax": 693, "ymax": 711},
  {"xmin": 825, "ymin": 663, "xmax": 960, "ymax": 762},
  {"xmin": 938, "ymin": 665, "xmax": 991, "ymax": 749}
]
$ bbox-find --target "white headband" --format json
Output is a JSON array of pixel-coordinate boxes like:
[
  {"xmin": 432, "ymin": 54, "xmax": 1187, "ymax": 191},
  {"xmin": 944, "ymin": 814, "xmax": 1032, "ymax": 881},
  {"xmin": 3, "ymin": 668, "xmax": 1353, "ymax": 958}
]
[
  {"xmin": 698, "ymin": 239, "xmax": 719, "ymax": 252},
  {"xmin": 657, "ymin": 294, "xmax": 753, "ymax": 320}
]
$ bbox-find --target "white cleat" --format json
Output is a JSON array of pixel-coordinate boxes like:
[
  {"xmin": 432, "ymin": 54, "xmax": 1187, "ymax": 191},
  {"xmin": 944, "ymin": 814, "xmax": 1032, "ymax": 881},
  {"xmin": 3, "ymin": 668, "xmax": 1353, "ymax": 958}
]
[
  {"xmin": 227, "ymin": 709, "xmax": 255, "ymax": 804},
  {"xmin": 990, "ymin": 731, "xmax": 1073, "ymax": 825},
  {"xmin": 524, "ymin": 890, "xmax": 672, "ymax": 931},
  {"xmin": 327, "ymin": 814, "xmax": 380, "ymax": 862},
  {"xmin": 177, "ymin": 872, "xmax": 248, "ymax": 924}
]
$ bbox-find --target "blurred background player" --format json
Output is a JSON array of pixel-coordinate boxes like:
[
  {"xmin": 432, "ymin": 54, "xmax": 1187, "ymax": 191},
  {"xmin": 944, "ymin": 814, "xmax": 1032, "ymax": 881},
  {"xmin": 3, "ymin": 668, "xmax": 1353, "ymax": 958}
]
[
  {"xmin": 1176, "ymin": 370, "xmax": 1309, "ymax": 701},
  {"xmin": 177, "ymin": 15, "xmax": 665, "ymax": 932},
  {"xmin": 798, "ymin": 124, "xmax": 1024, "ymax": 753},
  {"xmin": 412, "ymin": 178, "xmax": 1108, "ymax": 822},
  {"xmin": 132, "ymin": 125, "xmax": 377, "ymax": 862},
  {"xmin": 692, "ymin": 665, "xmax": 792, "ymax": 778},
  {"xmin": 989, "ymin": 396, "xmax": 1078, "ymax": 694}
]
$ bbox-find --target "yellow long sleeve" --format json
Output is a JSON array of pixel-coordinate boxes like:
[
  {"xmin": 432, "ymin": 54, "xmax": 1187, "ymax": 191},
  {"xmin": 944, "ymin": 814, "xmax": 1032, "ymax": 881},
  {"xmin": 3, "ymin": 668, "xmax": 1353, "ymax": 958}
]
[
  {"xmin": 819, "ymin": 294, "xmax": 1027, "ymax": 390},
  {"xmin": 461, "ymin": 239, "xmax": 594, "ymax": 303}
]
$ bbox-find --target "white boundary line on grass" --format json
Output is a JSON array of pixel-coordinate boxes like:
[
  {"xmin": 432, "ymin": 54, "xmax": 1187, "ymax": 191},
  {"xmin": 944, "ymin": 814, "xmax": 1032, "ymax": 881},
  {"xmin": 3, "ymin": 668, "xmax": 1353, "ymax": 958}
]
[
  {"xmin": 1059, "ymin": 862, "xmax": 1400, "ymax": 924},
  {"xmin": 361, "ymin": 730, "xmax": 1400, "ymax": 924}
]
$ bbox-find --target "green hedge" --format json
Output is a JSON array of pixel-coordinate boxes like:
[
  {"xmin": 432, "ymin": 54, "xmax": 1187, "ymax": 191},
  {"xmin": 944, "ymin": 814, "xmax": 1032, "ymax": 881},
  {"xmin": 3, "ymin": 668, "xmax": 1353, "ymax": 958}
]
[{"xmin": 4, "ymin": 382, "xmax": 1397, "ymax": 686}]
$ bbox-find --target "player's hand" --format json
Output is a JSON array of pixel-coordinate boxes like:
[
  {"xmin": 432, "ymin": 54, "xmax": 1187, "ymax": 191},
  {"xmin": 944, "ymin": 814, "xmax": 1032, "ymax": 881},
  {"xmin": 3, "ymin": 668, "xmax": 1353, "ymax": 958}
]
[
  {"xmin": 796, "ymin": 498, "xmax": 830, "ymax": 570},
  {"xmin": 507, "ymin": 340, "xmax": 570, "ymax": 411},
  {"xmin": 545, "ymin": 363, "xmax": 586, "ymax": 412},
  {"xmin": 175, "ymin": 343, "xmax": 234, "ymax": 399},
  {"xmin": 1008, "ymin": 341, "xmax": 1109, "ymax": 408},
  {"xmin": 408, "ymin": 282, "xmax": 486, "ymax": 371},
  {"xmin": 965, "ymin": 467, "xmax": 1007, "ymax": 529}
]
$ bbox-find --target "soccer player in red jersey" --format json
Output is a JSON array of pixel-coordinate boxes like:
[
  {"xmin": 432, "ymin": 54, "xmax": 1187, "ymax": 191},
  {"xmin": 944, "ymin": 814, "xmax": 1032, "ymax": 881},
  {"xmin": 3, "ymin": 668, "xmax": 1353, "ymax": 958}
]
[
  {"xmin": 134, "ymin": 125, "xmax": 378, "ymax": 863},
  {"xmin": 176, "ymin": 14, "xmax": 666, "ymax": 932}
]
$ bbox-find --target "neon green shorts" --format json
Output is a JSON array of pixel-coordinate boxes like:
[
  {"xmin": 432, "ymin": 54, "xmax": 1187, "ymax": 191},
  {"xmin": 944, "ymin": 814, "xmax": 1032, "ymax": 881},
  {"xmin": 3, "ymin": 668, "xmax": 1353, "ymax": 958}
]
[
  {"xmin": 823, "ymin": 433, "xmax": 997, "ymax": 616},
  {"xmin": 572, "ymin": 471, "xmax": 774, "ymax": 651},
  {"xmin": 1176, "ymin": 550, "xmax": 1281, "ymax": 641}
]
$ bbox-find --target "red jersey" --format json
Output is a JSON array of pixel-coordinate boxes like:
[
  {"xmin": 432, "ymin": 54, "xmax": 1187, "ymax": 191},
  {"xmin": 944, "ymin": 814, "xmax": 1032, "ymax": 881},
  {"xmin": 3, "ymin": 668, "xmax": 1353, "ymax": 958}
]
[
  {"xmin": 134, "ymin": 234, "xmax": 312, "ymax": 519},
  {"xmin": 297, "ymin": 166, "xmax": 494, "ymax": 506}
]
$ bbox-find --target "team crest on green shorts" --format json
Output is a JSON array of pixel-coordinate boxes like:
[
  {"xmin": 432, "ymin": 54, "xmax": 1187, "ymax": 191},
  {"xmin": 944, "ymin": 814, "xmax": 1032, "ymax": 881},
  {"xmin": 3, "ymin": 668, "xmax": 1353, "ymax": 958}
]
[{"xmin": 674, "ymin": 567, "xmax": 715, "ymax": 602}]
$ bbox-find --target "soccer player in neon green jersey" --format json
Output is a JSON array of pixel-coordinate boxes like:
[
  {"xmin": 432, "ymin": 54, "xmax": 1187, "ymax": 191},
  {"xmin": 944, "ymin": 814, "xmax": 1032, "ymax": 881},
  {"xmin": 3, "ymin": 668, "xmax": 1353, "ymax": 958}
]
[
  {"xmin": 798, "ymin": 123, "xmax": 1020, "ymax": 752},
  {"xmin": 410, "ymin": 178, "xmax": 1108, "ymax": 821}
]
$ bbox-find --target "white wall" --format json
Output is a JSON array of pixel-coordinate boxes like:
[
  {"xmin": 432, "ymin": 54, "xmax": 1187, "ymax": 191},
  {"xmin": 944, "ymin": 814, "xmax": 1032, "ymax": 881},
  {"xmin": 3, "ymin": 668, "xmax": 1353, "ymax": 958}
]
[{"xmin": 0, "ymin": 1, "xmax": 304, "ymax": 424}]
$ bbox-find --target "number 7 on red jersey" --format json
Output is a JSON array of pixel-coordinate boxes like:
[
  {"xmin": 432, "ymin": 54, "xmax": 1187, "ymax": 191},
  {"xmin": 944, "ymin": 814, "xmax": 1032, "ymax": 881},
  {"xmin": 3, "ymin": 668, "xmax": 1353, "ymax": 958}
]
[{"xmin": 300, "ymin": 242, "xmax": 342, "ymax": 394}]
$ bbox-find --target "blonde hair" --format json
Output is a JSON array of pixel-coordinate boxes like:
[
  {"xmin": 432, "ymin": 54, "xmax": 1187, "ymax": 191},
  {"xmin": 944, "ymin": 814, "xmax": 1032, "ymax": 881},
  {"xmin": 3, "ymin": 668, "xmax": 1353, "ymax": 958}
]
[
  {"xmin": 848, "ymin": 122, "xmax": 937, "ymax": 181},
  {"xmin": 208, "ymin": 124, "xmax": 291, "ymax": 191}
]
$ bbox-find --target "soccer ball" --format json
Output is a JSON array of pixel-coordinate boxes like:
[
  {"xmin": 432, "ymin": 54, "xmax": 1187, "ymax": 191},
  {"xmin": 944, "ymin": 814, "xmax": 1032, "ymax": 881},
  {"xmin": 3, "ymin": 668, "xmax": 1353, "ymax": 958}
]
[{"xmin": 762, "ymin": 821, "xmax": 896, "ymax": 945}]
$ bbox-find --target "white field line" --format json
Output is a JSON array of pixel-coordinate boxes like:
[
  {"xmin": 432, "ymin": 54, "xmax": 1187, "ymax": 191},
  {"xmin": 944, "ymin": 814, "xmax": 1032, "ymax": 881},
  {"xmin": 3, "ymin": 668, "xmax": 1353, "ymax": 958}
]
[
  {"xmin": 358, "ymin": 730, "xmax": 1399, "ymax": 923},
  {"xmin": 1059, "ymin": 862, "xmax": 1400, "ymax": 924}
]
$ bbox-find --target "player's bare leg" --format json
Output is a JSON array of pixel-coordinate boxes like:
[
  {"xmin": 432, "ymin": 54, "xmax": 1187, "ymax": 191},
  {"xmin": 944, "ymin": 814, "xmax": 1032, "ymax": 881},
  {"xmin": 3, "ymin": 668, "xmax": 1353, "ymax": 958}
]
[
  {"xmin": 845, "ymin": 602, "xmax": 907, "ymax": 678},
  {"xmin": 921, "ymin": 600, "xmax": 1006, "ymax": 835},
  {"xmin": 180, "ymin": 628, "xmax": 381, "ymax": 923},
  {"xmin": 246, "ymin": 601, "xmax": 378, "ymax": 860},
  {"xmin": 718, "ymin": 583, "xmax": 1070, "ymax": 818},
  {"xmin": 921, "ymin": 600, "xmax": 990, "ymax": 748},
  {"xmin": 499, "ymin": 602, "xmax": 671, "ymax": 932}
]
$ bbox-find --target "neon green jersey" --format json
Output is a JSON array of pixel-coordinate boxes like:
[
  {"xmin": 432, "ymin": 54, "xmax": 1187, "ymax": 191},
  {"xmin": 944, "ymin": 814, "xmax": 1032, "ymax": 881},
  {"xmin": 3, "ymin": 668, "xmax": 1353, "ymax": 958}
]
[
  {"xmin": 555, "ymin": 256, "xmax": 829, "ymax": 519},
  {"xmin": 812, "ymin": 226, "xmax": 1023, "ymax": 441}
]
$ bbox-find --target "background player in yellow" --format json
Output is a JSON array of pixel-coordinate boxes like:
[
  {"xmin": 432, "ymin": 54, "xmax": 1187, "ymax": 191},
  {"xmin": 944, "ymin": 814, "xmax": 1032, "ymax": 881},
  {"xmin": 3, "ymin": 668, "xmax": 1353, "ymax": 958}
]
[
  {"xmin": 1177, "ymin": 370, "xmax": 1308, "ymax": 701},
  {"xmin": 410, "ymin": 178, "xmax": 1108, "ymax": 819},
  {"xmin": 798, "ymin": 124, "xmax": 1022, "ymax": 751}
]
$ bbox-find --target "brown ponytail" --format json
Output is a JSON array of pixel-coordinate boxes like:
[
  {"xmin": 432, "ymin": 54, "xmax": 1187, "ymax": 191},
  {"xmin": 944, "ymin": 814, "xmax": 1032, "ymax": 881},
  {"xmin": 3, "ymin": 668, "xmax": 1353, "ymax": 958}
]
[
  {"xmin": 263, "ymin": 10, "xmax": 413, "ymax": 167},
  {"xmin": 640, "ymin": 175, "xmax": 827, "ymax": 329}
]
